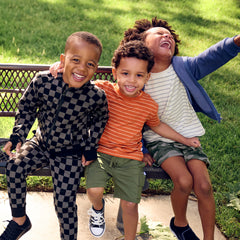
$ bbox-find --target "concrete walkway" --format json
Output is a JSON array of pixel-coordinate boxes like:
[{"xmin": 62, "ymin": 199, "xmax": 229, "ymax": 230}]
[{"xmin": 0, "ymin": 191, "xmax": 226, "ymax": 240}]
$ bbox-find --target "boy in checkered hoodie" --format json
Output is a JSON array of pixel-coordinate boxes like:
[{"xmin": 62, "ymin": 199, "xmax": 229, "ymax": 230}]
[{"xmin": 1, "ymin": 31, "xmax": 108, "ymax": 240}]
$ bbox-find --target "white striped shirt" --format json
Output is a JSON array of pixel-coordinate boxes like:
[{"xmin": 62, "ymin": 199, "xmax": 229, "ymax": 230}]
[{"xmin": 143, "ymin": 64, "xmax": 205, "ymax": 143}]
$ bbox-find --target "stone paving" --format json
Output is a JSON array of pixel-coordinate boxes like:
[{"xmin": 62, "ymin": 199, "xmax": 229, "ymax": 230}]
[{"xmin": 0, "ymin": 191, "xmax": 226, "ymax": 240}]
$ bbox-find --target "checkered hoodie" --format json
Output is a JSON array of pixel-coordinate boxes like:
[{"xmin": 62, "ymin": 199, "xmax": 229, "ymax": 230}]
[{"xmin": 10, "ymin": 71, "xmax": 108, "ymax": 161}]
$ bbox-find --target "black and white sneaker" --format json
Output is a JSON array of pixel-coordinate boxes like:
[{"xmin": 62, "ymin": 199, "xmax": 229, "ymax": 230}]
[
  {"xmin": 170, "ymin": 217, "xmax": 199, "ymax": 240},
  {"xmin": 0, "ymin": 215, "xmax": 32, "ymax": 240},
  {"xmin": 88, "ymin": 199, "xmax": 105, "ymax": 238}
]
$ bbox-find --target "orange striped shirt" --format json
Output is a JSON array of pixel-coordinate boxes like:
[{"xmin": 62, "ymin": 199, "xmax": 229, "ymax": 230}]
[{"xmin": 95, "ymin": 80, "xmax": 160, "ymax": 161}]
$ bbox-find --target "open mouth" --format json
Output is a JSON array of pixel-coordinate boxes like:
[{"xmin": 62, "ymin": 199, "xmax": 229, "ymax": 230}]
[
  {"xmin": 125, "ymin": 85, "xmax": 136, "ymax": 92},
  {"xmin": 73, "ymin": 73, "xmax": 85, "ymax": 81},
  {"xmin": 160, "ymin": 41, "xmax": 171, "ymax": 49}
]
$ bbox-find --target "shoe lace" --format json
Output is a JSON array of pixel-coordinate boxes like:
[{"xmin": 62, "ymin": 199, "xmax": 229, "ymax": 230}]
[{"xmin": 88, "ymin": 209, "xmax": 105, "ymax": 226}]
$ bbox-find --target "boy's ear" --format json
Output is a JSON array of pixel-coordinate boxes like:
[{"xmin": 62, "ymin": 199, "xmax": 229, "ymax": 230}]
[
  {"xmin": 145, "ymin": 72, "xmax": 151, "ymax": 84},
  {"xmin": 112, "ymin": 67, "xmax": 117, "ymax": 80},
  {"xmin": 60, "ymin": 54, "xmax": 65, "ymax": 66}
]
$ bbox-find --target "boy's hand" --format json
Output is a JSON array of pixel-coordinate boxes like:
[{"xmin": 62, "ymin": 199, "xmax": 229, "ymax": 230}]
[
  {"xmin": 3, "ymin": 141, "xmax": 22, "ymax": 158},
  {"xmin": 81, "ymin": 155, "xmax": 94, "ymax": 166},
  {"xmin": 184, "ymin": 137, "xmax": 201, "ymax": 148},
  {"xmin": 49, "ymin": 61, "xmax": 63, "ymax": 78},
  {"xmin": 142, "ymin": 153, "xmax": 155, "ymax": 166},
  {"xmin": 234, "ymin": 34, "xmax": 240, "ymax": 47}
]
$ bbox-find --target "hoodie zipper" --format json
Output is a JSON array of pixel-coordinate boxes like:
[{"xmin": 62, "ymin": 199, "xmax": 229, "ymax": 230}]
[{"xmin": 45, "ymin": 84, "xmax": 68, "ymax": 149}]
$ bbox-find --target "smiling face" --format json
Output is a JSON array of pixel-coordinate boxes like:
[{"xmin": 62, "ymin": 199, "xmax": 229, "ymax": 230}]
[
  {"xmin": 144, "ymin": 27, "xmax": 176, "ymax": 61},
  {"xmin": 112, "ymin": 57, "xmax": 150, "ymax": 98},
  {"xmin": 61, "ymin": 37, "xmax": 100, "ymax": 88}
]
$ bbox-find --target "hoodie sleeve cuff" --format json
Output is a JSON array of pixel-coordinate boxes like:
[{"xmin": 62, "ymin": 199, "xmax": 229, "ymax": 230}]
[
  {"xmin": 9, "ymin": 134, "xmax": 21, "ymax": 150},
  {"xmin": 84, "ymin": 149, "xmax": 98, "ymax": 161}
]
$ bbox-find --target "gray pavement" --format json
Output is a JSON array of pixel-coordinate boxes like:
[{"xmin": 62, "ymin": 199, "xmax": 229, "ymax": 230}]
[{"xmin": 0, "ymin": 191, "xmax": 226, "ymax": 240}]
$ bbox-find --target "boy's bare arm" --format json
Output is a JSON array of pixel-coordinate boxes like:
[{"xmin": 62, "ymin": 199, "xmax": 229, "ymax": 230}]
[{"xmin": 150, "ymin": 122, "xmax": 200, "ymax": 148}]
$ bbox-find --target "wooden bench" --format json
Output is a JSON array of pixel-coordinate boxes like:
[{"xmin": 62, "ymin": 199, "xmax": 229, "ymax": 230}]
[{"xmin": 0, "ymin": 63, "xmax": 170, "ymax": 233}]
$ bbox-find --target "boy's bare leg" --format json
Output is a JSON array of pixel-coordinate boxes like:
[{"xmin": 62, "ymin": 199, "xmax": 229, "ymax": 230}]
[
  {"xmin": 162, "ymin": 156, "xmax": 193, "ymax": 227},
  {"xmin": 120, "ymin": 199, "xmax": 138, "ymax": 240},
  {"xmin": 12, "ymin": 216, "xmax": 26, "ymax": 225},
  {"xmin": 87, "ymin": 187, "xmax": 105, "ymax": 210},
  {"xmin": 188, "ymin": 160, "xmax": 215, "ymax": 240}
]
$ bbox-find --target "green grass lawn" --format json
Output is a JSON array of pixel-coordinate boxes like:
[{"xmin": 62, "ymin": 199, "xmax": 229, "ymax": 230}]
[{"xmin": 0, "ymin": 0, "xmax": 240, "ymax": 239}]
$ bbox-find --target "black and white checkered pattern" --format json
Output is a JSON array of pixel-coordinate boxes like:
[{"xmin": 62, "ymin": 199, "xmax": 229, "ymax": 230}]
[
  {"xmin": 51, "ymin": 154, "xmax": 82, "ymax": 239},
  {"xmin": 6, "ymin": 138, "xmax": 49, "ymax": 217},
  {"xmin": 6, "ymin": 137, "xmax": 83, "ymax": 239},
  {"xmin": 11, "ymin": 71, "xmax": 108, "ymax": 160},
  {"xmin": 6, "ymin": 71, "xmax": 108, "ymax": 239}
]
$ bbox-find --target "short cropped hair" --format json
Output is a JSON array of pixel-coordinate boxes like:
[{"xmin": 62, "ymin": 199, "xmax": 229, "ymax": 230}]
[
  {"xmin": 65, "ymin": 31, "xmax": 102, "ymax": 59},
  {"xmin": 121, "ymin": 17, "xmax": 181, "ymax": 56},
  {"xmin": 111, "ymin": 40, "xmax": 154, "ymax": 72}
]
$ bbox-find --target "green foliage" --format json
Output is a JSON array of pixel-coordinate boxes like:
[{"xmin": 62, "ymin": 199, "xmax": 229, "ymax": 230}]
[
  {"xmin": 0, "ymin": 117, "xmax": 15, "ymax": 138},
  {"xmin": 228, "ymin": 191, "xmax": 240, "ymax": 212},
  {"xmin": 0, "ymin": 0, "xmax": 240, "ymax": 238},
  {"xmin": 147, "ymin": 179, "xmax": 173, "ymax": 195},
  {"xmin": 0, "ymin": 175, "xmax": 7, "ymax": 190},
  {"xmin": 140, "ymin": 216, "xmax": 149, "ymax": 234},
  {"xmin": 139, "ymin": 216, "xmax": 175, "ymax": 239},
  {"xmin": 26, "ymin": 176, "xmax": 53, "ymax": 191}
]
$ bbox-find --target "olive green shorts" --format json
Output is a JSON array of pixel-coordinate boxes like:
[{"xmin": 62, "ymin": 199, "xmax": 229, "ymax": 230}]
[
  {"xmin": 85, "ymin": 152, "xmax": 146, "ymax": 203},
  {"xmin": 146, "ymin": 140, "xmax": 210, "ymax": 167}
]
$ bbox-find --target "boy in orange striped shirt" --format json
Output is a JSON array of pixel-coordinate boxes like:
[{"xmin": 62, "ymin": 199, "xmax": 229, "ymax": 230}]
[{"xmin": 84, "ymin": 40, "xmax": 201, "ymax": 240}]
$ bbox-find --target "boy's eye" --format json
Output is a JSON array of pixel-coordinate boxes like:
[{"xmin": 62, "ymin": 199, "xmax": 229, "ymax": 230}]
[
  {"xmin": 122, "ymin": 72, "xmax": 128, "ymax": 76},
  {"xmin": 87, "ymin": 62, "xmax": 96, "ymax": 68},
  {"xmin": 72, "ymin": 58, "xmax": 80, "ymax": 63},
  {"xmin": 137, "ymin": 74, "xmax": 144, "ymax": 78}
]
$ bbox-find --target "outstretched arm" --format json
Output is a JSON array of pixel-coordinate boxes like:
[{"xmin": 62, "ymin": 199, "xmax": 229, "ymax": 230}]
[
  {"xmin": 150, "ymin": 122, "xmax": 200, "ymax": 148},
  {"xmin": 183, "ymin": 36, "xmax": 240, "ymax": 81}
]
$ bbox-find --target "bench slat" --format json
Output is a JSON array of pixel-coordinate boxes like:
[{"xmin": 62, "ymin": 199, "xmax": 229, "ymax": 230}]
[{"xmin": 1, "ymin": 137, "xmax": 169, "ymax": 179}]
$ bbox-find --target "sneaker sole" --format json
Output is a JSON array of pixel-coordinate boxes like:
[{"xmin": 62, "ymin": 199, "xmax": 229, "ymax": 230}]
[
  {"xmin": 170, "ymin": 226, "xmax": 181, "ymax": 240},
  {"xmin": 88, "ymin": 222, "xmax": 105, "ymax": 238},
  {"xmin": 16, "ymin": 223, "xmax": 32, "ymax": 240},
  {"xmin": 170, "ymin": 226, "xmax": 200, "ymax": 240}
]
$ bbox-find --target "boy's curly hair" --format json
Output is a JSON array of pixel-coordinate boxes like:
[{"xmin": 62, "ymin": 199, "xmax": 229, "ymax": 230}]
[
  {"xmin": 112, "ymin": 40, "xmax": 154, "ymax": 72},
  {"xmin": 121, "ymin": 17, "xmax": 181, "ymax": 56}
]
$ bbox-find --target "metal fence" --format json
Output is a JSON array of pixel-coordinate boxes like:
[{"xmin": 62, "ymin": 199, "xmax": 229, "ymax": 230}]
[{"xmin": 0, "ymin": 64, "xmax": 113, "ymax": 116}]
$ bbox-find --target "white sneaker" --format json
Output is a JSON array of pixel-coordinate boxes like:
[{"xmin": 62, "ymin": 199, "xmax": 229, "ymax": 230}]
[{"xmin": 88, "ymin": 199, "xmax": 105, "ymax": 238}]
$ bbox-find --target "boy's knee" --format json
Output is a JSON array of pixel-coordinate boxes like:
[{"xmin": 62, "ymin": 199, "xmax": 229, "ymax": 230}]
[
  {"xmin": 173, "ymin": 175, "xmax": 193, "ymax": 194},
  {"xmin": 121, "ymin": 200, "xmax": 138, "ymax": 214},
  {"xmin": 195, "ymin": 180, "xmax": 213, "ymax": 197},
  {"xmin": 87, "ymin": 187, "xmax": 104, "ymax": 198},
  {"xmin": 6, "ymin": 159, "xmax": 23, "ymax": 176}
]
